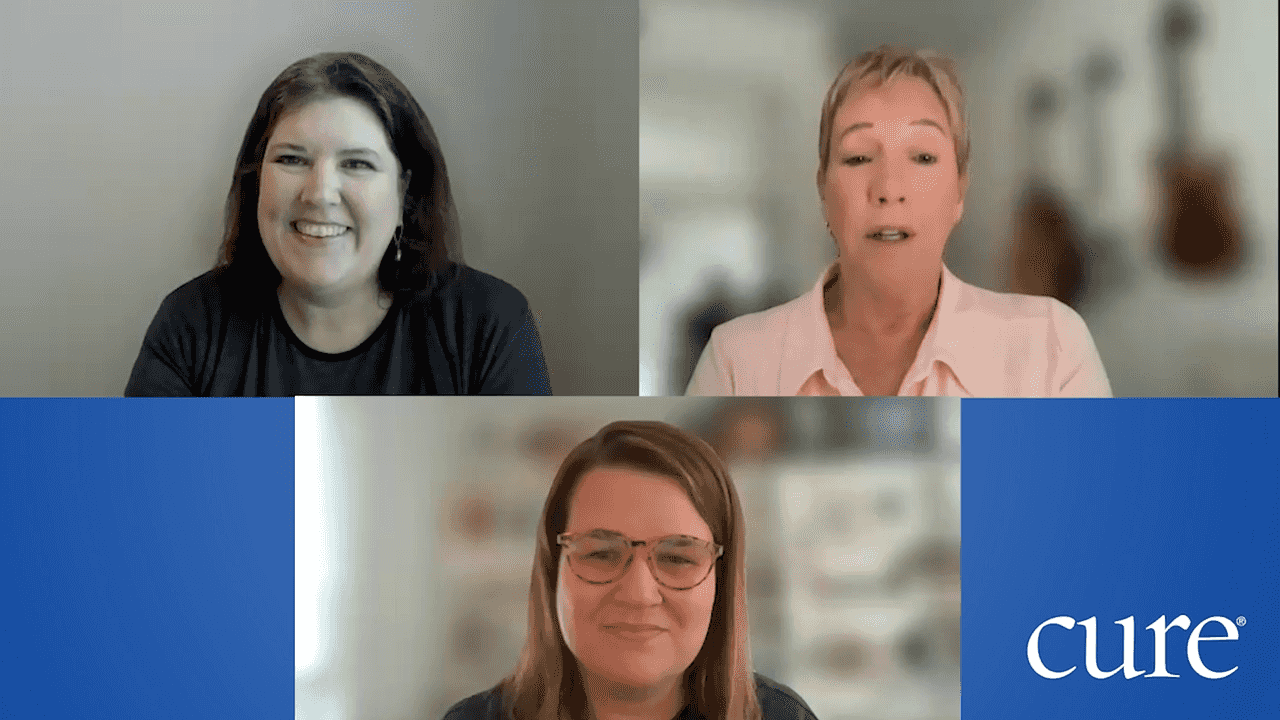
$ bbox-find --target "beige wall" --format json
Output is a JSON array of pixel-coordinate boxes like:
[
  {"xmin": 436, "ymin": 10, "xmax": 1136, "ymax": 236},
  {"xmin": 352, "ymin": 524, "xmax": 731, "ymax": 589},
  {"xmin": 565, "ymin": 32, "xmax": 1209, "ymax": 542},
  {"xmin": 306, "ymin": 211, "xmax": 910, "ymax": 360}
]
[{"xmin": 0, "ymin": 0, "xmax": 638, "ymax": 396}]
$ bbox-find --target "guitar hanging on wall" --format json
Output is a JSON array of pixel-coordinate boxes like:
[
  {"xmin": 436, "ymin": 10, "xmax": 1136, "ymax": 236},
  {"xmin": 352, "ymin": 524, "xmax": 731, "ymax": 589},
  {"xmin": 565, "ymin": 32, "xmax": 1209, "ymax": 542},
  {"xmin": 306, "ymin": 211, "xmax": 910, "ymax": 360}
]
[
  {"xmin": 1008, "ymin": 78, "xmax": 1086, "ymax": 308},
  {"xmin": 1151, "ymin": 0, "xmax": 1245, "ymax": 278}
]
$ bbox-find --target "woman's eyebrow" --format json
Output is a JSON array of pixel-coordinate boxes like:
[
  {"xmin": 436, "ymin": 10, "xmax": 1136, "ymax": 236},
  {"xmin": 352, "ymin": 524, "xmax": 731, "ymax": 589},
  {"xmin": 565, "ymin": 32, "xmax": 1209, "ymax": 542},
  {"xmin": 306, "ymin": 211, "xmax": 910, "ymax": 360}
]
[
  {"xmin": 267, "ymin": 142, "xmax": 382, "ymax": 158},
  {"xmin": 839, "ymin": 118, "xmax": 947, "ymax": 139}
]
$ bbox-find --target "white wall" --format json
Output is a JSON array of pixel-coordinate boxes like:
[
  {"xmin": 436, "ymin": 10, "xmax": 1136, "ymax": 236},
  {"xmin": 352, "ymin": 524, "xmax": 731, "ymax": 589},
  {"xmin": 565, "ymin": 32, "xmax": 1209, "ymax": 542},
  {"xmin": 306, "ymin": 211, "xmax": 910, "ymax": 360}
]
[
  {"xmin": 0, "ymin": 0, "xmax": 638, "ymax": 396},
  {"xmin": 639, "ymin": 0, "xmax": 1277, "ymax": 397},
  {"xmin": 640, "ymin": 1, "xmax": 835, "ymax": 395},
  {"xmin": 962, "ymin": 0, "xmax": 1278, "ymax": 395},
  {"xmin": 299, "ymin": 397, "xmax": 692, "ymax": 720}
]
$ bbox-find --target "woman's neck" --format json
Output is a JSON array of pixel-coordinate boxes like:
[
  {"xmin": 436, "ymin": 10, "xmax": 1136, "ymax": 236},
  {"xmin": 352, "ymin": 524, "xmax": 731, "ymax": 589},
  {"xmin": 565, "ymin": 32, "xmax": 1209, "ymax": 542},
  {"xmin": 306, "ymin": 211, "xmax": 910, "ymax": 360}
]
[
  {"xmin": 828, "ymin": 257, "xmax": 941, "ymax": 344},
  {"xmin": 583, "ymin": 671, "xmax": 685, "ymax": 720},
  {"xmin": 276, "ymin": 281, "xmax": 394, "ymax": 354}
]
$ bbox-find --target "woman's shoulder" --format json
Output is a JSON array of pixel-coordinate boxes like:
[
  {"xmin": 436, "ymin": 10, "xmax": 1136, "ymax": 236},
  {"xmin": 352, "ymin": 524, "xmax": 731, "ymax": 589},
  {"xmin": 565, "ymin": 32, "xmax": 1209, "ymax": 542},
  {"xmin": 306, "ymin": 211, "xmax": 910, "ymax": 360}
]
[
  {"xmin": 709, "ymin": 293, "xmax": 809, "ymax": 347},
  {"xmin": 161, "ymin": 266, "xmax": 227, "ymax": 301},
  {"xmin": 152, "ymin": 266, "xmax": 259, "ymax": 321},
  {"xmin": 952, "ymin": 275, "xmax": 1060, "ymax": 319},
  {"xmin": 753, "ymin": 673, "xmax": 820, "ymax": 720},
  {"xmin": 440, "ymin": 683, "xmax": 507, "ymax": 720},
  {"xmin": 689, "ymin": 294, "xmax": 812, "ymax": 393},
  {"xmin": 949, "ymin": 275, "xmax": 1090, "ymax": 338},
  {"xmin": 412, "ymin": 262, "xmax": 532, "ymax": 316},
  {"xmin": 946, "ymin": 276, "xmax": 1104, "ymax": 394}
]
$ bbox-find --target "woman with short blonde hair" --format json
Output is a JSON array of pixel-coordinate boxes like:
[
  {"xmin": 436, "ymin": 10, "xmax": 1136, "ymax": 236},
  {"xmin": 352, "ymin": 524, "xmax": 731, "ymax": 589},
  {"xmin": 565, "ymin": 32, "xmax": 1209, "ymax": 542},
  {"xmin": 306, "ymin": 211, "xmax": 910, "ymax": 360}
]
[{"xmin": 688, "ymin": 45, "xmax": 1110, "ymax": 397}]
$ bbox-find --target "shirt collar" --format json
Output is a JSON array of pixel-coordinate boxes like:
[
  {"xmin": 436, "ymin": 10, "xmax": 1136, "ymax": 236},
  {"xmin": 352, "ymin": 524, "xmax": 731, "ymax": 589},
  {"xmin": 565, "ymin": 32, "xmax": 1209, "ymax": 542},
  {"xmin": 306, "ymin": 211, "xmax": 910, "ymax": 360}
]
[
  {"xmin": 778, "ymin": 262, "xmax": 998, "ymax": 396},
  {"xmin": 902, "ymin": 263, "xmax": 975, "ymax": 393}
]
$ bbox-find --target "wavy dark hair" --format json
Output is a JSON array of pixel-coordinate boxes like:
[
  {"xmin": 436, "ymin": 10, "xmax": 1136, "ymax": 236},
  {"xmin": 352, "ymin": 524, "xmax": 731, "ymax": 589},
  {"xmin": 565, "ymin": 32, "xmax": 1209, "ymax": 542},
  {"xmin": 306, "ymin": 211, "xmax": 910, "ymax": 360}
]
[
  {"xmin": 498, "ymin": 420, "xmax": 762, "ymax": 720},
  {"xmin": 216, "ymin": 51, "xmax": 462, "ymax": 293}
]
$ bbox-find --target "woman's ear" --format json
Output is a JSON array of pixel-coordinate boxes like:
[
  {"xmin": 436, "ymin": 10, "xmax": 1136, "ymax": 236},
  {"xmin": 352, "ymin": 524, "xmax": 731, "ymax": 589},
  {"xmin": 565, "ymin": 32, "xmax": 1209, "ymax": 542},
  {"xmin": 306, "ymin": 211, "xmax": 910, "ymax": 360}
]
[
  {"xmin": 954, "ymin": 171, "xmax": 968, "ymax": 225},
  {"xmin": 400, "ymin": 168, "xmax": 413, "ymax": 203},
  {"xmin": 817, "ymin": 173, "xmax": 829, "ymax": 226}
]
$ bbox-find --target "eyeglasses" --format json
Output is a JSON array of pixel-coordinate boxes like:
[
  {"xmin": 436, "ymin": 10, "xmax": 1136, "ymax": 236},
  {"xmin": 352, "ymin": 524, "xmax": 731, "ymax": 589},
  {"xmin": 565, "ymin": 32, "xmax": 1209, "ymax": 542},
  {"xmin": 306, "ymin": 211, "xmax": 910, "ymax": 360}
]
[{"xmin": 556, "ymin": 530, "xmax": 724, "ymax": 590}]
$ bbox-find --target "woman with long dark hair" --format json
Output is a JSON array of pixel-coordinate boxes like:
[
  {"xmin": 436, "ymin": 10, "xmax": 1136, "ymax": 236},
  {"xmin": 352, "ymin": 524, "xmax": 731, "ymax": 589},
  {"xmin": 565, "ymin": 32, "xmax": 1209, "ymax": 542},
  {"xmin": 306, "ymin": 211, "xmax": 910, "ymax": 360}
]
[{"xmin": 126, "ymin": 52, "xmax": 550, "ymax": 395}]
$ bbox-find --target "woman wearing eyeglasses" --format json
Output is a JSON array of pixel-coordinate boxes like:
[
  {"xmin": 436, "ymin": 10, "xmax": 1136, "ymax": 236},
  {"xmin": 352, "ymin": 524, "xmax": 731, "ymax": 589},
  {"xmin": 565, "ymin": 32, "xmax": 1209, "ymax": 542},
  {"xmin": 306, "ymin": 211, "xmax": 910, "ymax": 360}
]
[{"xmin": 442, "ymin": 421, "xmax": 818, "ymax": 720}]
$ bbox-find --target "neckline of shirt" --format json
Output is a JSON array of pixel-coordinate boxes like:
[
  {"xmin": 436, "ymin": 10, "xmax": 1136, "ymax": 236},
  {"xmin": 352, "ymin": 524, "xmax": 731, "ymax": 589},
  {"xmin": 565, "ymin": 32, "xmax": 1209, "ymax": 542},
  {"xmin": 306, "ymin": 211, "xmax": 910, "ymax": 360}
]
[{"xmin": 788, "ymin": 261, "xmax": 974, "ymax": 395}]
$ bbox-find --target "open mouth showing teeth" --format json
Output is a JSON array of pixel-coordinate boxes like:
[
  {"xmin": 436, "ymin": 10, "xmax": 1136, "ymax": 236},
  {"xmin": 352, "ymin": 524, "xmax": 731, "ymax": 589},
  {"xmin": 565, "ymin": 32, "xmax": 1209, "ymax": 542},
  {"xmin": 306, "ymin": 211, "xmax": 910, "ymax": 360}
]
[
  {"xmin": 869, "ymin": 231, "xmax": 911, "ymax": 241},
  {"xmin": 292, "ymin": 221, "xmax": 350, "ymax": 238}
]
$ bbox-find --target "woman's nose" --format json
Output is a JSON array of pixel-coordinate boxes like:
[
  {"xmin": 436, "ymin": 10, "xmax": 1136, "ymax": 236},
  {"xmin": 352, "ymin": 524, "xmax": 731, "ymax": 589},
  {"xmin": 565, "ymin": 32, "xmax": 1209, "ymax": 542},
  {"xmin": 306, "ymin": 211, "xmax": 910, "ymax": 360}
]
[
  {"xmin": 870, "ymin": 170, "xmax": 908, "ymax": 205},
  {"xmin": 613, "ymin": 551, "xmax": 664, "ymax": 603},
  {"xmin": 871, "ymin": 181, "xmax": 907, "ymax": 205},
  {"xmin": 301, "ymin": 161, "xmax": 342, "ymax": 205},
  {"xmin": 870, "ymin": 160, "xmax": 911, "ymax": 203}
]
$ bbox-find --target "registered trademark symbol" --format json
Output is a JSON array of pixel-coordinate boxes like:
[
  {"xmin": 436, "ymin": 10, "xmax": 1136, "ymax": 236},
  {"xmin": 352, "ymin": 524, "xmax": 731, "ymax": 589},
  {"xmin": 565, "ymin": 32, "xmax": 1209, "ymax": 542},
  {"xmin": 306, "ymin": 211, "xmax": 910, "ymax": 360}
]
[{"xmin": 1236, "ymin": 616, "xmax": 1246, "ymax": 627}]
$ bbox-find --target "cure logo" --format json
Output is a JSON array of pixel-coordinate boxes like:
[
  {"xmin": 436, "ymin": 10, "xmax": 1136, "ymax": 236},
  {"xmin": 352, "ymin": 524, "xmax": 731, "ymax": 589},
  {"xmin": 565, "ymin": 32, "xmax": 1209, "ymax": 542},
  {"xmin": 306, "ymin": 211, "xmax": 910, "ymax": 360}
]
[{"xmin": 1027, "ymin": 615, "xmax": 1241, "ymax": 679}]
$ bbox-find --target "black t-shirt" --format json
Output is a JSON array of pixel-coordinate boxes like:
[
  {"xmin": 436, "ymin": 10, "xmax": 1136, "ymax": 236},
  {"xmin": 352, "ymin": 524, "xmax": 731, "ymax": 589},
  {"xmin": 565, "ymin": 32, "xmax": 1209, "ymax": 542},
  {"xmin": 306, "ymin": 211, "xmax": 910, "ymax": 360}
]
[
  {"xmin": 124, "ymin": 262, "xmax": 552, "ymax": 396},
  {"xmin": 440, "ymin": 674, "xmax": 819, "ymax": 720}
]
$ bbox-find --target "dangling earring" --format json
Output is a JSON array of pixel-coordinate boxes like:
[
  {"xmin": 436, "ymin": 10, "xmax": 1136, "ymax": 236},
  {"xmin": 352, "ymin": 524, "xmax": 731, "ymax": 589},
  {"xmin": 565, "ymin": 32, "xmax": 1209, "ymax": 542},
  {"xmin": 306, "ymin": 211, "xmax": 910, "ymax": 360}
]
[{"xmin": 394, "ymin": 226, "xmax": 402, "ymax": 263}]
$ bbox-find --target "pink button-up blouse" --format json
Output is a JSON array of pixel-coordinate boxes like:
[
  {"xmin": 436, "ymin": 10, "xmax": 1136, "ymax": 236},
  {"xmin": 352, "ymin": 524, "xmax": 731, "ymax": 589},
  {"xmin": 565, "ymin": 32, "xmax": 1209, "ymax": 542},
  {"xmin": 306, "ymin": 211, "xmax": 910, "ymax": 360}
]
[{"xmin": 686, "ymin": 263, "xmax": 1112, "ymax": 397}]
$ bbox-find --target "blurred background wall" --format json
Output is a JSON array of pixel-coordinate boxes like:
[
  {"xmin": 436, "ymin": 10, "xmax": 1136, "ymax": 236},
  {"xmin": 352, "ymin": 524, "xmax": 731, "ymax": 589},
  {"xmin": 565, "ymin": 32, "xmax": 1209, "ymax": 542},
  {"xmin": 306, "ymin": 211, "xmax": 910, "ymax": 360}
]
[
  {"xmin": 0, "ymin": 0, "xmax": 638, "ymax": 396},
  {"xmin": 639, "ymin": 0, "xmax": 1277, "ymax": 397},
  {"xmin": 297, "ymin": 396, "xmax": 960, "ymax": 720}
]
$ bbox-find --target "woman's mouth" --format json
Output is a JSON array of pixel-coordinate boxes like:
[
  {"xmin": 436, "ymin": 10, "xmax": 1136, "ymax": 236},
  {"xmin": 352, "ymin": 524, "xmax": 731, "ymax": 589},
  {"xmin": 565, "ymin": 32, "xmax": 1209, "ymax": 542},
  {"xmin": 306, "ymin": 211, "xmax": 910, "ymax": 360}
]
[
  {"xmin": 292, "ymin": 221, "xmax": 350, "ymax": 238},
  {"xmin": 604, "ymin": 625, "xmax": 666, "ymax": 642},
  {"xmin": 868, "ymin": 230, "xmax": 911, "ymax": 241}
]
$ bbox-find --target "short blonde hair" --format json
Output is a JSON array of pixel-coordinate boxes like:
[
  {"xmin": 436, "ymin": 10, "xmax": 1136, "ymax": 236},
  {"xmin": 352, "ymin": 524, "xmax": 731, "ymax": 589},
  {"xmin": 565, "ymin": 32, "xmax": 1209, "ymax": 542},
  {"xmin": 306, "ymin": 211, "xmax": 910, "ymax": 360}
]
[{"xmin": 816, "ymin": 44, "xmax": 970, "ymax": 189}]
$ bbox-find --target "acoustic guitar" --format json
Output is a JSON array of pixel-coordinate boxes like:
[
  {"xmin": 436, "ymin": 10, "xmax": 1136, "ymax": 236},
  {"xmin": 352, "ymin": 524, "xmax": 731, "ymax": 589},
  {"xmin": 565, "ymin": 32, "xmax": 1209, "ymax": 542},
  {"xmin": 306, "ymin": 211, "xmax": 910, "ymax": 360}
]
[
  {"xmin": 1152, "ymin": 0, "xmax": 1244, "ymax": 278},
  {"xmin": 1009, "ymin": 78, "xmax": 1086, "ymax": 307}
]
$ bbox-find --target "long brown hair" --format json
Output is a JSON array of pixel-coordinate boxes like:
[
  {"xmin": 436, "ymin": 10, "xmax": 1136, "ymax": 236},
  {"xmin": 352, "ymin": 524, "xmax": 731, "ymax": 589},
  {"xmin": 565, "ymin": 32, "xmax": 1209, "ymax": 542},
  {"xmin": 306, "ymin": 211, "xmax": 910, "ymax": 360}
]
[
  {"xmin": 498, "ymin": 421, "xmax": 762, "ymax": 720},
  {"xmin": 217, "ymin": 51, "xmax": 462, "ymax": 294}
]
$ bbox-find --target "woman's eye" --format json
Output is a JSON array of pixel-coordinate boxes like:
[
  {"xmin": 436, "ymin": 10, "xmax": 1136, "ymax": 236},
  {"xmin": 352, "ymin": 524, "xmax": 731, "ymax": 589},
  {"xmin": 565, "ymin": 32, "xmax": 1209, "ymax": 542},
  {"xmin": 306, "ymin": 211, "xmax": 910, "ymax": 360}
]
[
  {"xmin": 843, "ymin": 153, "xmax": 938, "ymax": 166},
  {"xmin": 274, "ymin": 156, "xmax": 374, "ymax": 170}
]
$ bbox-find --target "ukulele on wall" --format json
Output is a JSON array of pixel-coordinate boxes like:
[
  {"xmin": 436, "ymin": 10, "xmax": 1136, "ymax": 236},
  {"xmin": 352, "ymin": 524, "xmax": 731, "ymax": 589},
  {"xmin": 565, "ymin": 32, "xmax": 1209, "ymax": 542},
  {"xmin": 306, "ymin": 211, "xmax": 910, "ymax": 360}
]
[
  {"xmin": 1151, "ymin": 0, "xmax": 1245, "ymax": 278},
  {"xmin": 1009, "ymin": 78, "xmax": 1086, "ymax": 308}
]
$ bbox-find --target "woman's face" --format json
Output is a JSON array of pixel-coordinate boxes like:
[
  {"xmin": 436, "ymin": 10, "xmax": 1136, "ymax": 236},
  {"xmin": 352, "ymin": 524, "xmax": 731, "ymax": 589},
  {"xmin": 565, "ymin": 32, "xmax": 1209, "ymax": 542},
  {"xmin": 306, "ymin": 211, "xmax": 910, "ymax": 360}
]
[
  {"xmin": 821, "ymin": 76, "xmax": 966, "ymax": 270},
  {"xmin": 556, "ymin": 466, "xmax": 718, "ymax": 697},
  {"xmin": 257, "ymin": 95, "xmax": 407, "ymax": 298}
]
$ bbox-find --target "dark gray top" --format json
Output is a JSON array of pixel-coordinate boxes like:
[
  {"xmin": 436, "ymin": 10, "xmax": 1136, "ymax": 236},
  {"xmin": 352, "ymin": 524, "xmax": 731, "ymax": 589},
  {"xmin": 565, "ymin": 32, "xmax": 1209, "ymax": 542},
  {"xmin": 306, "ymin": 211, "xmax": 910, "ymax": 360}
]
[
  {"xmin": 125, "ymin": 262, "xmax": 551, "ymax": 396},
  {"xmin": 441, "ymin": 674, "xmax": 819, "ymax": 720}
]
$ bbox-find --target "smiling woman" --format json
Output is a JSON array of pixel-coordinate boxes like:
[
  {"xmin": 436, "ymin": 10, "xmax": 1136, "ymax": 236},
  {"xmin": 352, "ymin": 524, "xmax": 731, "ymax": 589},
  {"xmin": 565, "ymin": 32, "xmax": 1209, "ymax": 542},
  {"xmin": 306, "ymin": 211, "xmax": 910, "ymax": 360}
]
[
  {"xmin": 686, "ymin": 45, "xmax": 1111, "ymax": 398},
  {"xmin": 442, "ymin": 421, "xmax": 818, "ymax": 720},
  {"xmin": 124, "ymin": 52, "xmax": 551, "ymax": 396}
]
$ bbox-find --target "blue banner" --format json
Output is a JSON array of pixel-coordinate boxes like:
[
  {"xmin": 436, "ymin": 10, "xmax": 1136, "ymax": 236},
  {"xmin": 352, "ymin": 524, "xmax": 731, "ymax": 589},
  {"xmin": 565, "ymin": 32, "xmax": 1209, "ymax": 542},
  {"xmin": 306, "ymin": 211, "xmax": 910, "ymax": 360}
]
[
  {"xmin": 963, "ymin": 399, "xmax": 1279, "ymax": 718},
  {"xmin": 0, "ymin": 399, "xmax": 293, "ymax": 718}
]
